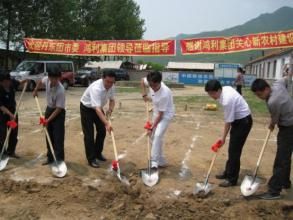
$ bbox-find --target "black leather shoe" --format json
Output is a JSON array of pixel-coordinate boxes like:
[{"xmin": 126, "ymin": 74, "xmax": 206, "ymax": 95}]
[
  {"xmin": 215, "ymin": 173, "xmax": 226, "ymax": 180},
  {"xmin": 283, "ymin": 182, "xmax": 291, "ymax": 189},
  {"xmin": 219, "ymin": 180, "xmax": 236, "ymax": 187},
  {"xmin": 88, "ymin": 160, "xmax": 100, "ymax": 168},
  {"xmin": 42, "ymin": 160, "xmax": 53, "ymax": 166},
  {"xmin": 97, "ymin": 154, "xmax": 107, "ymax": 162},
  {"xmin": 258, "ymin": 192, "xmax": 281, "ymax": 200},
  {"xmin": 8, "ymin": 153, "xmax": 20, "ymax": 159}
]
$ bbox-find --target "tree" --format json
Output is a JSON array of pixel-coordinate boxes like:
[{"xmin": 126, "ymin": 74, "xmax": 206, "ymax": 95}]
[
  {"xmin": 104, "ymin": 0, "xmax": 145, "ymax": 40},
  {"xmin": 0, "ymin": 0, "xmax": 146, "ymax": 68},
  {"xmin": 0, "ymin": 0, "xmax": 24, "ymax": 70}
]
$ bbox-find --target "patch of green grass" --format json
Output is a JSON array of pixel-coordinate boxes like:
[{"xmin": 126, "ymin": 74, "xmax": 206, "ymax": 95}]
[
  {"xmin": 174, "ymin": 95, "xmax": 215, "ymax": 104},
  {"xmin": 243, "ymin": 88, "xmax": 269, "ymax": 115},
  {"xmin": 174, "ymin": 89, "xmax": 269, "ymax": 115},
  {"xmin": 116, "ymin": 87, "xmax": 140, "ymax": 93}
]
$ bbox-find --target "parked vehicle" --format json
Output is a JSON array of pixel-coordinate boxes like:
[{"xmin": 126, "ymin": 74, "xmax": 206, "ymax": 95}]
[
  {"xmin": 10, "ymin": 60, "xmax": 75, "ymax": 90},
  {"xmin": 75, "ymin": 67, "xmax": 100, "ymax": 86},
  {"xmin": 101, "ymin": 68, "xmax": 130, "ymax": 81}
]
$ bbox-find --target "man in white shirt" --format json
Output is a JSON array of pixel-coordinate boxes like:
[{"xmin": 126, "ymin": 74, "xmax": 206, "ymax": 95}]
[
  {"xmin": 205, "ymin": 79, "xmax": 253, "ymax": 187},
  {"xmin": 141, "ymin": 71, "xmax": 175, "ymax": 169},
  {"xmin": 80, "ymin": 70, "xmax": 115, "ymax": 168}
]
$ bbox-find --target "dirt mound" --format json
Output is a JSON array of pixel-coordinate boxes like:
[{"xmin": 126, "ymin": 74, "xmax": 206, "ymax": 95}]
[{"xmin": 0, "ymin": 174, "xmax": 292, "ymax": 220}]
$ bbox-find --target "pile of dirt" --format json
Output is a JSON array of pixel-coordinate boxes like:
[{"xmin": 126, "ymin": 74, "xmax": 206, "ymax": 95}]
[{"xmin": 0, "ymin": 174, "xmax": 292, "ymax": 220}]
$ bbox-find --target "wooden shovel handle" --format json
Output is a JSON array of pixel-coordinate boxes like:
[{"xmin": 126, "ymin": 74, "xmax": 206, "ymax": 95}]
[
  {"xmin": 145, "ymin": 102, "xmax": 151, "ymax": 161},
  {"xmin": 253, "ymin": 130, "xmax": 271, "ymax": 177},
  {"xmin": 108, "ymin": 118, "xmax": 119, "ymax": 161},
  {"xmin": 204, "ymin": 152, "xmax": 218, "ymax": 185},
  {"xmin": 34, "ymin": 96, "xmax": 57, "ymax": 162}
]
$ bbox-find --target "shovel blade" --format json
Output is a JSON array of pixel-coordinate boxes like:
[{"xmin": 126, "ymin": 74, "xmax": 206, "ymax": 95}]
[
  {"xmin": 141, "ymin": 170, "xmax": 159, "ymax": 187},
  {"xmin": 194, "ymin": 182, "xmax": 213, "ymax": 195},
  {"xmin": 0, "ymin": 155, "xmax": 9, "ymax": 171},
  {"xmin": 112, "ymin": 167, "xmax": 130, "ymax": 185},
  {"xmin": 51, "ymin": 161, "xmax": 67, "ymax": 178},
  {"xmin": 240, "ymin": 175, "xmax": 261, "ymax": 197}
]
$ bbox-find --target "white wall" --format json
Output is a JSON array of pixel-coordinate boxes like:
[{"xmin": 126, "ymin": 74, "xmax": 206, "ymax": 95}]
[{"xmin": 250, "ymin": 52, "xmax": 292, "ymax": 80}]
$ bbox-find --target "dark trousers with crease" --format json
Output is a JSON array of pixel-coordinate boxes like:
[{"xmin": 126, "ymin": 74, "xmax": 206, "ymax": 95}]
[
  {"xmin": 236, "ymin": 85, "xmax": 242, "ymax": 95},
  {"xmin": 224, "ymin": 115, "xmax": 252, "ymax": 184},
  {"xmin": 0, "ymin": 113, "xmax": 18, "ymax": 155},
  {"xmin": 268, "ymin": 125, "xmax": 293, "ymax": 194},
  {"xmin": 80, "ymin": 103, "xmax": 106, "ymax": 163},
  {"xmin": 45, "ymin": 107, "xmax": 65, "ymax": 162}
]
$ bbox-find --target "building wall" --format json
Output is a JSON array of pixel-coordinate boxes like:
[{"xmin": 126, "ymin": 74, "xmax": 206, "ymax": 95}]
[{"xmin": 246, "ymin": 51, "xmax": 292, "ymax": 80}]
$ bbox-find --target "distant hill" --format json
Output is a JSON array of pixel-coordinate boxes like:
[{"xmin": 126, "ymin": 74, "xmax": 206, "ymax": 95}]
[{"xmin": 135, "ymin": 6, "xmax": 293, "ymax": 66}]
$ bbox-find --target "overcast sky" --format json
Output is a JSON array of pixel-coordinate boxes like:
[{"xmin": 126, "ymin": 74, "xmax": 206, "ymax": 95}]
[{"xmin": 134, "ymin": 0, "xmax": 293, "ymax": 39}]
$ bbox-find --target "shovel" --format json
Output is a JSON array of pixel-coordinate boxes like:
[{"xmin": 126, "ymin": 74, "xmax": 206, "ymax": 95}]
[
  {"xmin": 194, "ymin": 151, "xmax": 218, "ymax": 195},
  {"xmin": 108, "ymin": 117, "xmax": 129, "ymax": 185},
  {"xmin": 240, "ymin": 130, "xmax": 271, "ymax": 197},
  {"xmin": 194, "ymin": 140, "xmax": 223, "ymax": 195},
  {"xmin": 0, "ymin": 82, "xmax": 27, "ymax": 171},
  {"xmin": 34, "ymin": 96, "xmax": 67, "ymax": 178},
  {"xmin": 141, "ymin": 102, "xmax": 159, "ymax": 187}
]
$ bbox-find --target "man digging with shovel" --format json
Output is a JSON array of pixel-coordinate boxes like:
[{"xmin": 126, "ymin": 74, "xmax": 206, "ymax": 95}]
[
  {"xmin": 0, "ymin": 73, "xmax": 27, "ymax": 159},
  {"xmin": 141, "ymin": 71, "xmax": 174, "ymax": 170},
  {"xmin": 251, "ymin": 78, "xmax": 293, "ymax": 200},
  {"xmin": 205, "ymin": 79, "xmax": 253, "ymax": 187},
  {"xmin": 33, "ymin": 67, "xmax": 66, "ymax": 167},
  {"xmin": 80, "ymin": 70, "xmax": 115, "ymax": 168}
]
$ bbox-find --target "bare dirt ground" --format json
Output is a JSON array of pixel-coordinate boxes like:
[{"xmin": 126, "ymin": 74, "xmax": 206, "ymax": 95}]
[{"xmin": 0, "ymin": 86, "xmax": 292, "ymax": 220}]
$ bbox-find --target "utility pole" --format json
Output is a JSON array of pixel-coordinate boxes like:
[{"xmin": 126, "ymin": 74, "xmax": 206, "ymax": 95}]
[
  {"xmin": 3, "ymin": 1, "xmax": 12, "ymax": 71},
  {"xmin": 289, "ymin": 51, "xmax": 293, "ymax": 97}
]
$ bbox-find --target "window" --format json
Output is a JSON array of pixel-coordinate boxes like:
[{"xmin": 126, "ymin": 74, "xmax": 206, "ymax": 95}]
[
  {"xmin": 267, "ymin": 62, "xmax": 271, "ymax": 78},
  {"xmin": 60, "ymin": 63, "xmax": 73, "ymax": 72},
  {"xmin": 259, "ymin": 64, "xmax": 262, "ymax": 78},
  {"xmin": 273, "ymin": 60, "xmax": 277, "ymax": 78},
  {"xmin": 46, "ymin": 63, "xmax": 62, "ymax": 73},
  {"xmin": 30, "ymin": 63, "xmax": 44, "ymax": 75}
]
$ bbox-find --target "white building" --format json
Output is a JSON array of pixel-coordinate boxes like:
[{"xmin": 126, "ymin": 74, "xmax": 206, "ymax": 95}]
[{"xmin": 245, "ymin": 49, "xmax": 293, "ymax": 80}]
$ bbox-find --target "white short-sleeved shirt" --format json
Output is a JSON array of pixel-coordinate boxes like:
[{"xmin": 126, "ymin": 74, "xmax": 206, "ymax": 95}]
[
  {"xmin": 144, "ymin": 78, "xmax": 175, "ymax": 120},
  {"xmin": 80, "ymin": 79, "xmax": 115, "ymax": 108},
  {"xmin": 42, "ymin": 77, "xmax": 65, "ymax": 109},
  {"xmin": 218, "ymin": 86, "xmax": 250, "ymax": 123}
]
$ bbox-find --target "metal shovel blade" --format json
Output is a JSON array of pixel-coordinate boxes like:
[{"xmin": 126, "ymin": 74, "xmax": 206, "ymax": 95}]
[
  {"xmin": 111, "ymin": 166, "xmax": 130, "ymax": 185},
  {"xmin": 141, "ymin": 169, "xmax": 159, "ymax": 187},
  {"xmin": 51, "ymin": 161, "xmax": 67, "ymax": 178},
  {"xmin": 240, "ymin": 175, "xmax": 261, "ymax": 197},
  {"xmin": 0, "ymin": 155, "xmax": 9, "ymax": 171},
  {"xmin": 194, "ymin": 182, "xmax": 213, "ymax": 195}
]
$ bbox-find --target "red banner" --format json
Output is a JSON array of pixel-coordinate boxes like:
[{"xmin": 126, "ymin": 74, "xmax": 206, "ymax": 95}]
[
  {"xmin": 180, "ymin": 30, "xmax": 293, "ymax": 55},
  {"xmin": 23, "ymin": 38, "xmax": 175, "ymax": 56}
]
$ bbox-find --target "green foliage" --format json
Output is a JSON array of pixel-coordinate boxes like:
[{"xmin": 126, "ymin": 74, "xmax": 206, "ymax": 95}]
[
  {"xmin": 0, "ymin": 0, "xmax": 145, "ymax": 46},
  {"xmin": 146, "ymin": 62, "xmax": 164, "ymax": 71}
]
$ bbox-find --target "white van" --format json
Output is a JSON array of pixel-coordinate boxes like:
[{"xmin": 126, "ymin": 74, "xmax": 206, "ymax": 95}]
[{"xmin": 10, "ymin": 60, "xmax": 75, "ymax": 90}]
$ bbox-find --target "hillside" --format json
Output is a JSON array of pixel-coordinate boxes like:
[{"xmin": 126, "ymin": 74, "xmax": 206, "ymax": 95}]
[{"xmin": 135, "ymin": 6, "xmax": 293, "ymax": 65}]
